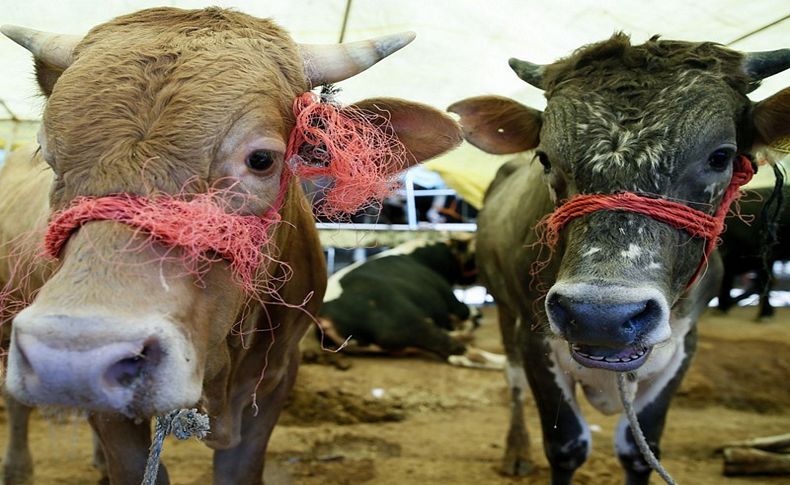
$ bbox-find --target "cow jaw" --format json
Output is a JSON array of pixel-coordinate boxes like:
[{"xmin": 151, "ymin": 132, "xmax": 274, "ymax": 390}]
[
  {"xmin": 7, "ymin": 308, "xmax": 203, "ymax": 417},
  {"xmin": 569, "ymin": 343, "xmax": 651, "ymax": 372}
]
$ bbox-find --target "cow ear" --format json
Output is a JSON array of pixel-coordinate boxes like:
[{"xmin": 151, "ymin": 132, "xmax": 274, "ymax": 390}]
[
  {"xmin": 448, "ymin": 95, "xmax": 541, "ymax": 154},
  {"xmin": 35, "ymin": 59, "xmax": 64, "ymax": 96},
  {"xmin": 350, "ymin": 98, "xmax": 463, "ymax": 171},
  {"xmin": 1, "ymin": 26, "xmax": 80, "ymax": 97},
  {"xmin": 753, "ymin": 87, "xmax": 790, "ymax": 149}
]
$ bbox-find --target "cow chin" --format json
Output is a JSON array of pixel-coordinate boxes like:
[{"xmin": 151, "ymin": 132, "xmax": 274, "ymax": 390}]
[
  {"xmin": 545, "ymin": 281, "xmax": 672, "ymax": 373},
  {"xmin": 6, "ymin": 307, "xmax": 203, "ymax": 418}
]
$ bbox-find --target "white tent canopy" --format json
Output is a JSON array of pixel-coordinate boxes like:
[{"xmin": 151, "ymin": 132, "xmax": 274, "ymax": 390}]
[{"xmin": 0, "ymin": 0, "xmax": 787, "ymax": 121}]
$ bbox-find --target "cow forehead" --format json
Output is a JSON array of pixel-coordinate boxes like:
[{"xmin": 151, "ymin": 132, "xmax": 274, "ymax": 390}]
[
  {"xmin": 542, "ymin": 71, "xmax": 740, "ymax": 192},
  {"xmin": 42, "ymin": 8, "xmax": 306, "ymax": 198}
]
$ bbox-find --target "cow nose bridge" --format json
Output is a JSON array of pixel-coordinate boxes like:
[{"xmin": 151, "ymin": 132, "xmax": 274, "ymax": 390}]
[{"xmin": 545, "ymin": 283, "xmax": 669, "ymax": 347}]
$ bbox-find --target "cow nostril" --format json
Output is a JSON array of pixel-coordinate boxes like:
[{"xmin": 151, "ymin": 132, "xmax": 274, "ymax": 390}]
[
  {"xmin": 625, "ymin": 299, "xmax": 659, "ymax": 333},
  {"xmin": 103, "ymin": 340, "xmax": 161, "ymax": 388}
]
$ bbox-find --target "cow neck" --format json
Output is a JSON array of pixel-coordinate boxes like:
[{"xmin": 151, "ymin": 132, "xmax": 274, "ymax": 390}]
[{"xmin": 541, "ymin": 155, "xmax": 755, "ymax": 289}]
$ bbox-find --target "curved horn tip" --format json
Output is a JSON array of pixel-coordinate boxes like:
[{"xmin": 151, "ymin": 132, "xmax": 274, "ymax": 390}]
[
  {"xmin": 743, "ymin": 48, "xmax": 790, "ymax": 81},
  {"xmin": 372, "ymin": 31, "xmax": 417, "ymax": 57},
  {"xmin": 1, "ymin": 25, "xmax": 31, "ymax": 45},
  {"xmin": 508, "ymin": 57, "xmax": 545, "ymax": 89}
]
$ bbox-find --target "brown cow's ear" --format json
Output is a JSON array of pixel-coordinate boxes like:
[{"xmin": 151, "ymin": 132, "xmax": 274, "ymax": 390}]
[
  {"xmin": 350, "ymin": 98, "xmax": 463, "ymax": 171},
  {"xmin": 1, "ymin": 26, "xmax": 80, "ymax": 97},
  {"xmin": 751, "ymin": 88, "xmax": 790, "ymax": 164},
  {"xmin": 35, "ymin": 59, "xmax": 65, "ymax": 96},
  {"xmin": 753, "ymin": 87, "xmax": 790, "ymax": 147},
  {"xmin": 447, "ymin": 95, "xmax": 541, "ymax": 154}
]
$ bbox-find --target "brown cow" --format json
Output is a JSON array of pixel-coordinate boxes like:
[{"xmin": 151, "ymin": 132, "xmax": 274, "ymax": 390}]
[{"xmin": 0, "ymin": 7, "xmax": 461, "ymax": 485}]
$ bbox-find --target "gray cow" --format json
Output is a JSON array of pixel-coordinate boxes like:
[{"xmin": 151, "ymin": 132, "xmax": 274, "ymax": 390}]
[{"xmin": 450, "ymin": 34, "xmax": 789, "ymax": 484}]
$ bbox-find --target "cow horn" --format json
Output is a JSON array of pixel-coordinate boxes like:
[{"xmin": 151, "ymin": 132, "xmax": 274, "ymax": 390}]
[
  {"xmin": 299, "ymin": 31, "xmax": 416, "ymax": 86},
  {"xmin": 1, "ymin": 25, "xmax": 81, "ymax": 69},
  {"xmin": 509, "ymin": 57, "xmax": 546, "ymax": 89},
  {"xmin": 742, "ymin": 48, "xmax": 790, "ymax": 81}
]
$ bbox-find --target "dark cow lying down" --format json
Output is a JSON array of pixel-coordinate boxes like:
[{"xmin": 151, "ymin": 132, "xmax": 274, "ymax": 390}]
[
  {"xmin": 0, "ymin": 7, "xmax": 462, "ymax": 485},
  {"xmin": 316, "ymin": 238, "xmax": 504, "ymax": 369},
  {"xmin": 450, "ymin": 34, "xmax": 789, "ymax": 484},
  {"xmin": 718, "ymin": 184, "xmax": 790, "ymax": 319}
]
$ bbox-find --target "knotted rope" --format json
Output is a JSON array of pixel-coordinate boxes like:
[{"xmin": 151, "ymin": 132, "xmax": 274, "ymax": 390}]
[{"xmin": 141, "ymin": 408, "xmax": 210, "ymax": 485}]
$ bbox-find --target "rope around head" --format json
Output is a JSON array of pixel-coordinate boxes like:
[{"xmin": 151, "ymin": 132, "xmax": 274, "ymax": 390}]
[
  {"xmin": 617, "ymin": 373, "xmax": 677, "ymax": 485},
  {"xmin": 538, "ymin": 155, "xmax": 754, "ymax": 288},
  {"xmin": 141, "ymin": 408, "xmax": 210, "ymax": 485}
]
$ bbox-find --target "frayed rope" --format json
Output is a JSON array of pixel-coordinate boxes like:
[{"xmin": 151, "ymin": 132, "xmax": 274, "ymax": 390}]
[
  {"xmin": 44, "ymin": 191, "xmax": 283, "ymax": 295},
  {"xmin": 141, "ymin": 408, "xmax": 210, "ymax": 485},
  {"xmin": 287, "ymin": 91, "xmax": 409, "ymax": 219}
]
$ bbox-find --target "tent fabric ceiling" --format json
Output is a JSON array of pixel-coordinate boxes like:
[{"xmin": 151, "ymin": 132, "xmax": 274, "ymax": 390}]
[{"xmin": 0, "ymin": 0, "xmax": 787, "ymax": 121}]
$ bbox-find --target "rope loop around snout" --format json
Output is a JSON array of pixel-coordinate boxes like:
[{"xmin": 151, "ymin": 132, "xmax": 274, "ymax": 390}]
[{"xmin": 538, "ymin": 155, "xmax": 754, "ymax": 288}]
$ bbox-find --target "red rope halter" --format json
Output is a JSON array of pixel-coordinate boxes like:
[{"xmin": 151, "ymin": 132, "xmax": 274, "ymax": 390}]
[
  {"xmin": 542, "ymin": 155, "xmax": 754, "ymax": 288},
  {"xmin": 42, "ymin": 91, "xmax": 407, "ymax": 291}
]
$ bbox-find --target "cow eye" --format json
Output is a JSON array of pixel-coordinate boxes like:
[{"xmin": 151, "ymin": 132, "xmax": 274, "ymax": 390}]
[
  {"xmin": 246, "ymin": 150, "xmax": 276, "ymax": 173},
  {"xmin": 536, "ymin": 151, "xmax": 552, "ymax": 173},
  {"xmin": 707, "ymin": 147, "xmax": 735, "ymax": 172}
]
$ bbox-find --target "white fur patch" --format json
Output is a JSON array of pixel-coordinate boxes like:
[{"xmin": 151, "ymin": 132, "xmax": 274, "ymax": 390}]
[
  {"xmin": 620, "ymin": 244, "xmax": 642, "ymax": 260},
  {"xmin": 324, "ymin": 239, "xmax": 434, "ymax": 302},
  {"xmin": 582, "ymin": 247, "xmax": 601, "ymax": 258},
  {"xmin": 448, "ymin": 348, "xmax": 506, "ymax": 370}
]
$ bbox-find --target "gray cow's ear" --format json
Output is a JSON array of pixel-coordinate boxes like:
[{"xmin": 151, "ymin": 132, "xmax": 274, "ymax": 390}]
[
  {"xmin": 448, "ymin": 95, "xmax": 541, "ymax": 155},
  {"xmin": 751, "ymin": 87, "xmax": 790, "ymax": 165}
]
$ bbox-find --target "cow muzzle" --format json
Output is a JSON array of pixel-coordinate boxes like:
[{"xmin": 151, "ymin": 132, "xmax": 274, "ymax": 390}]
[
  {"xmin": 545, "ymin": 282, "xmax": 670, "ymax": 372},
  {"xmin": 6, "ymin": 309, "xmax": 202, "ymax": 417}
]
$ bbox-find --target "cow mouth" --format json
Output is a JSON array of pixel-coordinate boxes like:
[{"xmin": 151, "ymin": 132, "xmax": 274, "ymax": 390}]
[{"xmin": 569, "ymin": 343, "xmax": 652, "ymax": 371}]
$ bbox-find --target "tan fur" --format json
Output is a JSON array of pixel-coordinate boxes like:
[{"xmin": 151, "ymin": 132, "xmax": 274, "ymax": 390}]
[
  {"xmin": 753, "ymin": 87, "xmax": 790, "ymax": 146},
  {"xmin": 1, "ymin": 7, "xmax": 460, "ymax": 484}
]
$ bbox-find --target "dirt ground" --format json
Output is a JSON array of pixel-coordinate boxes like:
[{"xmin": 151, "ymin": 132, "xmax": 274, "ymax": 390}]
[{"xmin": 2, "ymin": 305, "xmax": 789, "ymax": 484}]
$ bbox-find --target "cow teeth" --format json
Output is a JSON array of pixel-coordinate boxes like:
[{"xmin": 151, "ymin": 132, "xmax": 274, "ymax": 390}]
[{"xmin": 604, "ymin": 356, "xmax": 620, "ymax": 362}]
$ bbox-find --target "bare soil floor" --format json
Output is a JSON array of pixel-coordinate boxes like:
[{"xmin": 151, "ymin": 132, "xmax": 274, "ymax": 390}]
[{"xmin": 2, "ymin": 305, "xmax": 789, "ymax": 484}]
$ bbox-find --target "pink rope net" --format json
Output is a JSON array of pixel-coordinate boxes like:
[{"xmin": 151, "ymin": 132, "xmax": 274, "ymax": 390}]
[
  {"xmin": 287, "ymin": 92, "xmax": 409, "ymax": 218},
  {"xmin": 43, "ymin": 191, "xmax": 284, "ymax": 295}
]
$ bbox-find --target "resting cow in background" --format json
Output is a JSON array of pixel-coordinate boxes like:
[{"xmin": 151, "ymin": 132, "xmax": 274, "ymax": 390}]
[
  {"xmin": 0, "ymin": 8, "xmax": 461, "ymax": 485},
  {"xmin": 450, "ymin": 34, "xmax": 789, "ymax": 484},
  {"xmin": 718, "ymin": 184, "xmax": 790, "ymax": 319},
  {"xmin": 316, "ymin": 237, "xmax": 502, "ymax": 368}
]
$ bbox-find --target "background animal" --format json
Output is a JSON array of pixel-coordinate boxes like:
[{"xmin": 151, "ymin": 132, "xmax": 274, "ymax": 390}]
[
  {"xmin": 450, "ymin": 34, "xmax": 789, "ymax": 484},
  {"xmin": 314, "ymin": 237, "xmax": 503, "ymax": 369},
  {"xmin": 0, "ymin": 7, "xmax": 461, "ymax": 484},
  {"xmin": 717, "ymin": 183, "xmax": 790, "ymax": 319}
]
